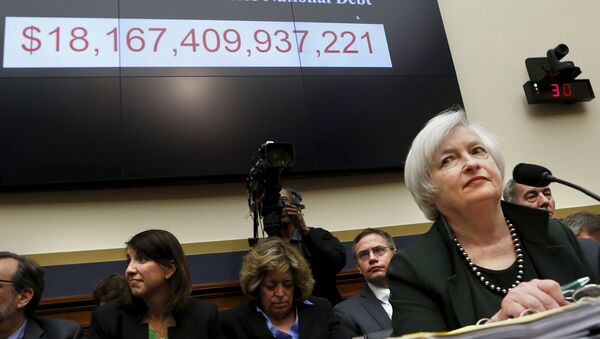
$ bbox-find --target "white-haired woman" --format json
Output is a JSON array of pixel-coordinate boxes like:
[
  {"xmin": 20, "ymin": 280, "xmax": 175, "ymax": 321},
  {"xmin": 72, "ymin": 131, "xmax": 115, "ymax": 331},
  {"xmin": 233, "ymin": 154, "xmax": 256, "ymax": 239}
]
[{"xmin": 387, "ymin": 108, "xmax": 595, "ymax": 335}]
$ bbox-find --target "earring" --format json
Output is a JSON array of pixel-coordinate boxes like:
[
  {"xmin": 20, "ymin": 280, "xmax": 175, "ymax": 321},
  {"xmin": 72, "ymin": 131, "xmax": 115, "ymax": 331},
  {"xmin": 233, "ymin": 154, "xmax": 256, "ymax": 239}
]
[{"xmin": 165, "ymin": 274, "xmax": 169, "ymax": 280}]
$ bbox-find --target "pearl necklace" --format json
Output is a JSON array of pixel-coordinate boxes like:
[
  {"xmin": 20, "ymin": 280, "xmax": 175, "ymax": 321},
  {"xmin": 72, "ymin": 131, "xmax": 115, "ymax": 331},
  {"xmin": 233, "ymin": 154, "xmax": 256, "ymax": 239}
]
[{"xmin": 452, "ymin": 219, "xmax": 524, "ymax": 295}]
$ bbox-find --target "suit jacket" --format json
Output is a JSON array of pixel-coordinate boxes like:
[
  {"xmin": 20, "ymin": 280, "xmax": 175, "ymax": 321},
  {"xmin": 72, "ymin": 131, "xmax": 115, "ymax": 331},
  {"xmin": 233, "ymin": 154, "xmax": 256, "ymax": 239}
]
[
  {"xmin": 24, "ymin": 317, "xmax": 83, "ymax": 339},
  {"xmin": 298, "ymin": 227, "xmax": 347, "ymax": 305},
  {"xmin": 91, "ymin": 298, "xmax": 220, "ymax": 339},
  {"xmin": 220, "ymin": 297, "xmax": 343, "ymax": 339},
  {"xmin": 334, "ymin": 286, "xmax": 392, "ymax": 339},
  {"xmin": 577, "ymin": 237, "xmax": 600, "ymax": 278},
  {"xmin": 387, "ymin": 201, "xmax": 596, "ymax": 336}
]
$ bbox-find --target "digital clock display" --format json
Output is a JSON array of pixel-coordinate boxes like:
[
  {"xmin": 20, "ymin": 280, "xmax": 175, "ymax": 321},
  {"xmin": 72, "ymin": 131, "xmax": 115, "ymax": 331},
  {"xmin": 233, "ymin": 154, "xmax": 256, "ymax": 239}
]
[{"xmin": 523, "ymin": 79, "xmax": 595, "ymax": 104}]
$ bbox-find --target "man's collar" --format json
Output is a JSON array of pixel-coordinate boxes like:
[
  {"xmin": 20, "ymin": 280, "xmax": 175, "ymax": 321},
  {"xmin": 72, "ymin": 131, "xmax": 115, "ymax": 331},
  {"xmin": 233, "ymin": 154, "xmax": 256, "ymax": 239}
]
[
  {"xmin": 5, "ymin": 318, "xmax": 27, "ymax": 339},
  {"xmin": 367, "ymin": 282, "xmax": 390, "ymax": 303}
]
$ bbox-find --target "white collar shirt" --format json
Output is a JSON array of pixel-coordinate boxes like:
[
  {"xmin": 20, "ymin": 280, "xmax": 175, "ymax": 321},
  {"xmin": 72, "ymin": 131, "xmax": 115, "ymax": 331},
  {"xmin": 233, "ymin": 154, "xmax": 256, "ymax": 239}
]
[{"xmin": 367, "ymin": 282, "xmax": 392, "ymax": 319}]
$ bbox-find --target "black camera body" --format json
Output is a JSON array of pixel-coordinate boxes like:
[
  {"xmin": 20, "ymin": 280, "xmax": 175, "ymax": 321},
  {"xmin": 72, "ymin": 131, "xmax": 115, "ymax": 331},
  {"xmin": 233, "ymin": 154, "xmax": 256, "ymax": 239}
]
[{"xmin": 246, "ymin": 142, "xmax": 295, "ymax": 245}]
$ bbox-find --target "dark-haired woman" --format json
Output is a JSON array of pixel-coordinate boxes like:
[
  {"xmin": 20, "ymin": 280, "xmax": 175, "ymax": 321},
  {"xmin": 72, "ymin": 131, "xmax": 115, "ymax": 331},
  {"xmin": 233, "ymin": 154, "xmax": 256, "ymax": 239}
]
[{"xmin": 91, "ymin": 229, "xmax": 220, "ymax": 339}]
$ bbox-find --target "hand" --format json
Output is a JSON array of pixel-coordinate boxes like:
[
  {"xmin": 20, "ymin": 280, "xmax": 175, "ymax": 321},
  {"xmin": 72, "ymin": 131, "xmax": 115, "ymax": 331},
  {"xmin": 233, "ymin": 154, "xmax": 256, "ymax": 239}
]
[
  {"xmin": 282, "ymin": 202, "xmax": 309, "ymax": 236},
  {"xmin": 490, "ymin": 279, "xmax": 569, "ymax": 321}
]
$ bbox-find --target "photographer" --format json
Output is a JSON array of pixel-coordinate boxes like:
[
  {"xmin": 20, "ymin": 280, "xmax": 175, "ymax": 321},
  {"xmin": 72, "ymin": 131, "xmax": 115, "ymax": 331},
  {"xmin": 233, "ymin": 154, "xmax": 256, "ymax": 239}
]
[
  {"xmin": 279, "ymin": 187, "xmax": 346, "ymax": 306},
  {"xmin": 246, "ymin": 142, "xmax": 346, "ymax": 306}
]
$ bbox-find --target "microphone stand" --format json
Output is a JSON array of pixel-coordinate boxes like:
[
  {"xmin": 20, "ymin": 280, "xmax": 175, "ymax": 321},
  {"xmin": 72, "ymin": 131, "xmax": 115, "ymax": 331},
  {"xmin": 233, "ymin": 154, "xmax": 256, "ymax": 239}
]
[{"xmin": 548, "ymin": 175, "xmax": 600, "ymax": 203}]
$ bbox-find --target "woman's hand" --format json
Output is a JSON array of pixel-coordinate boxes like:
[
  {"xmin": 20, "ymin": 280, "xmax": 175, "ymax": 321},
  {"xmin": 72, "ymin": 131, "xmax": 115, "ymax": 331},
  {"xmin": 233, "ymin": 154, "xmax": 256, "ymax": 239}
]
[{"xmin": 490, "ymin": 279, "xmax": 569, "ymax": 321}]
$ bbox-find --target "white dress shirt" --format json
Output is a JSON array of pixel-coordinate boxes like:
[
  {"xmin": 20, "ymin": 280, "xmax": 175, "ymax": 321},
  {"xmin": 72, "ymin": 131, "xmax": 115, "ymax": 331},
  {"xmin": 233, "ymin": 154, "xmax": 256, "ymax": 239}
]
[{"xmin": 367, "ymin": 282, "xmax": 392, "ymax": 319}]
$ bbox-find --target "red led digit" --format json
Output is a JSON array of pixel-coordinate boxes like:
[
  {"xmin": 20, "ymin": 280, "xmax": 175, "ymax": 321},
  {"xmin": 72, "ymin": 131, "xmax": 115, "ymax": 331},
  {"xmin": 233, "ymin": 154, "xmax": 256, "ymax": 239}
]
[
  {"xmin": 551, "ymin": 83, "xmax": 560, "ymax": 97},
  {"xmin": 563, "ymin": 83, "xmax": 572, "ymax": 97}
]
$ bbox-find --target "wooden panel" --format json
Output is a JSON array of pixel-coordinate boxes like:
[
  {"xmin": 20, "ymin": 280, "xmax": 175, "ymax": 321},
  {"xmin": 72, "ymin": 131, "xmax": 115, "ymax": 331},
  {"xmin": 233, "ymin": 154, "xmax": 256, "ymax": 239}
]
[{"xmin": 36, "ymin": 268, "xmax": 365, "ymax": 328}]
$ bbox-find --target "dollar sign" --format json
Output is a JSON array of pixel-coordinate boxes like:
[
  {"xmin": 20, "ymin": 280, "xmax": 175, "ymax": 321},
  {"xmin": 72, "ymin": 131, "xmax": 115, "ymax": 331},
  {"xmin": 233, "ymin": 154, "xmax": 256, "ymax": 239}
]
[{"xmin": 21, "ymin": 25, "xmax": 42, "ymax": 55}]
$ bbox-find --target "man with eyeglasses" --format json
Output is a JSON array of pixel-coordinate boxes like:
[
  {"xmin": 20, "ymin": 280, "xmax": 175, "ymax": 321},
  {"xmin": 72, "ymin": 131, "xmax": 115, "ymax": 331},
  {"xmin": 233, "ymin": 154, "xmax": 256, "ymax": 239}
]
[
  {"xmin": 0, "ymin": 252, "xmax": 83, "ymax": 339},
  {"xmin": 334, "ymin": 228, "xmax": 397, "ymax": 339}
]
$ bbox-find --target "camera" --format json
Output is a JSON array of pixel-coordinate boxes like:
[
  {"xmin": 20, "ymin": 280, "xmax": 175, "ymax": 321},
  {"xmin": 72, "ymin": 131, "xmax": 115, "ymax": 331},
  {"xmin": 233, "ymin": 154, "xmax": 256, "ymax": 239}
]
[
  {"xmin": 543, "ymin": 43, "xmax": 581, "ymax": 82},
  {"xmin": 246, "ymin": 141, "xmax": 295, "ymax": 245}
]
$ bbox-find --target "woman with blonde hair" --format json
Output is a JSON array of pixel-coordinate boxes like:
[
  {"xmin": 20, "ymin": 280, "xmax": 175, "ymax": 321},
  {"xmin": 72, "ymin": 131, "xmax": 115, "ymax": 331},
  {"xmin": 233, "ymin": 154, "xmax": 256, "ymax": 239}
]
[{"xmin": 221, "ymin": 237, "xmax": 342, "ymax": 338}]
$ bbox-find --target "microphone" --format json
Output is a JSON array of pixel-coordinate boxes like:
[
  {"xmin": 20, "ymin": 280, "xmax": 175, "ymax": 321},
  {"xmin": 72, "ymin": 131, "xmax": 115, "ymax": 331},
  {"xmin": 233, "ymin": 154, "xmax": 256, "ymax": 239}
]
[
  {"xmin": 512, "ymin": 163, "xmax": 555, "ymax": 187},
  {"xmin": 512, "ymin": 163, "xmax": 600, "ymax": 203}
]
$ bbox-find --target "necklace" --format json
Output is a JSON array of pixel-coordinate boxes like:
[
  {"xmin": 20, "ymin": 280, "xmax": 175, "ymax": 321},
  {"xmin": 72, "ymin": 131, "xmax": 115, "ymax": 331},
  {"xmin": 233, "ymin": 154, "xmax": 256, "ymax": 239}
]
[
  {"xmin": 149, "ymin": 320, "xmax": 168, "ymax": 339},
  {"xmin": 452, "ymin": 219, "xmax": 524, "ymax": 295}
]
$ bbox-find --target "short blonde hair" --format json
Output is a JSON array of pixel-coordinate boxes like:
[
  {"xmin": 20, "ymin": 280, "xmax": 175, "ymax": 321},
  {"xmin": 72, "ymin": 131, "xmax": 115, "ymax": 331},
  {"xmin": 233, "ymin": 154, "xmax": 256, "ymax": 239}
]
[{"xmin": 239, "ymin": 237, "xmax": 314, "ymax": 302}]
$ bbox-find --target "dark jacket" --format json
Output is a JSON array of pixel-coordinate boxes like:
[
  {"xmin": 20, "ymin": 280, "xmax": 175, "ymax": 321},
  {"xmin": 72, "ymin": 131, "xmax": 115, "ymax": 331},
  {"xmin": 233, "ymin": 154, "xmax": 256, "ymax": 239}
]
[
  {"xmin": 334, "ymin": 286, "xmax": 392, "ymax": 339},
  {"xmin": 577, "ymin": 237, "xmax": 600, "ymax": 278},
  {"xmin": 220, "ymin": 296, "xmax": 343, "ymax": 339},
  {"xmin": 24, "ymin": 317, "xmax": 83, "ymax": 339},
  {"xmin": 298, "ymin": 227, "xmax": 346, "ymax": 305},
  {"xmin": 387, "ymin": 201, "xmax": 596, "ymax": 336},
  {"xmin": 90, "ymin": 298, "xmax": 220, "ymax": 339}
]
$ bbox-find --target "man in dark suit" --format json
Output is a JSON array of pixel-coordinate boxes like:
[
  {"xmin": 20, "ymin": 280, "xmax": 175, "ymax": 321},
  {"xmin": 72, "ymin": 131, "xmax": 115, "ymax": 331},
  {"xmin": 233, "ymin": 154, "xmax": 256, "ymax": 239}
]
[
  {"xmin": 503, "ymin": 180, "xmax": 600, "ymax": 278},
  {"xmin": 575, "ymin": 238, "xmax": 600, "ymax": 278},
  {"xmin": 0, "ymin": 252, "xmax": 83, "ymax": 339},
  {"xmin": 502, "ymin": 179, "xmax": 556, "ymax": 217},
  {"xmin": 334, "ymin": 228, "xmax": 396, "ymax": 339}
]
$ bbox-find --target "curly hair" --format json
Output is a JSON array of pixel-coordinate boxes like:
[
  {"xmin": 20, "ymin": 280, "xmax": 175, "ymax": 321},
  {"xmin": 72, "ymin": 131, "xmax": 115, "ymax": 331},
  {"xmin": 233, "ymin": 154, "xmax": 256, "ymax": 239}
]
[
  {"xmin": 239, "ymin": 237, "xmax": 314, "ymax": 302},
  {"xmin": 92, "ymin": 274, "xmax": 130, "ymax": 306}
]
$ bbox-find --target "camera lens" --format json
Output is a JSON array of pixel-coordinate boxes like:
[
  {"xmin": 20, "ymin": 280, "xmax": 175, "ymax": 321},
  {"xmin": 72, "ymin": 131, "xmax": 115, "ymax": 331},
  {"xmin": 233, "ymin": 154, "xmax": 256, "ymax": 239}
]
[
  {"xmin": 264, "ymin": 143, "xmax": 295, "ymax": 167},
  {"xmin": 267, "ymin": 146, "xmax": 292, "ymax": 166}
]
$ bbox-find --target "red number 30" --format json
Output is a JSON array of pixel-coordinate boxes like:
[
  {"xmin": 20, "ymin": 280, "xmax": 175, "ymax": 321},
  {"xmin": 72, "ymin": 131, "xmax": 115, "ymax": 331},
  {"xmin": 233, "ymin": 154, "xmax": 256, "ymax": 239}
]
[{"xmin": 551, "ymin": 83, "xmax": 573, "ymax": 97}]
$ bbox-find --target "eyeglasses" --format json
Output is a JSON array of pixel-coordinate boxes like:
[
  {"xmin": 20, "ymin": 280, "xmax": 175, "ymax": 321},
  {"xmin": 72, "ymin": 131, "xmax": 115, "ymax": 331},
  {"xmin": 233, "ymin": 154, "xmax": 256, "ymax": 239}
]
[
  {"xmin": 356, "ymin": 246, "xmax": 391, "ymax": 262},
  {"xmin": 0, "ymin": 279, "xmax": 14, "ymax": 284}
]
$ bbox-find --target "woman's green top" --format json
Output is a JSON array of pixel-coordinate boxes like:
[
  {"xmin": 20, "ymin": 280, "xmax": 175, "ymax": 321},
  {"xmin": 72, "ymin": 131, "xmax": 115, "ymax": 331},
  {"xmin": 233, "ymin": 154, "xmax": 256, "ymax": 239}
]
[{"xmin": 148, "ymin": 327, "xmax": 168, "ymax": 339}]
